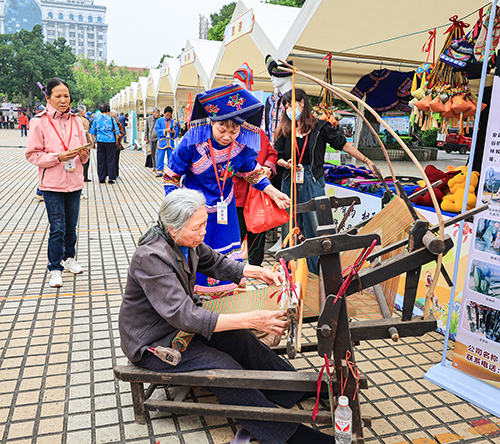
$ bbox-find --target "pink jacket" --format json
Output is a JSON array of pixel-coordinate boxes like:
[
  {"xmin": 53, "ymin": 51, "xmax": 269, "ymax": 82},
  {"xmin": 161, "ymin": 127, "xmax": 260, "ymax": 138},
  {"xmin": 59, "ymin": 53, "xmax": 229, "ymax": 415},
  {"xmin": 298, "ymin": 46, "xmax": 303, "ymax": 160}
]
[{"xmin": 26, "ymin": 103, "xmax": 88, "ymax": 192}]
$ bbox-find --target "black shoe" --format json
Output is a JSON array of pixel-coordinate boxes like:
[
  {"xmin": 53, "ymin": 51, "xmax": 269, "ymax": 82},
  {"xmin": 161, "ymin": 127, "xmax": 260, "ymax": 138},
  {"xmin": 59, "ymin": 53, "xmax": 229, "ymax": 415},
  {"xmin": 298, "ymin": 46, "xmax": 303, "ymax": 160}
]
[
  {"xmin": 99, "ymin": 180, "xmax": 106, "ymax": 184},
  {"xmin": 84, "ymin": 179, "xmax": 92, "ymax": 182},
  {"xmin": 108, "ymin": 180, "xmax": 115, "ymax": 184}
]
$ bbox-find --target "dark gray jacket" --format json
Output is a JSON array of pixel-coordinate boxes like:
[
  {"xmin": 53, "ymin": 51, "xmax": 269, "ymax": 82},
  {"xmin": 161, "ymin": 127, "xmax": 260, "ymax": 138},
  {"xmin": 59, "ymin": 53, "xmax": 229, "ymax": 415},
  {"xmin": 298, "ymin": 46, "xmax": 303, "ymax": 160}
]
[
  {"xmin": 119, "ymin": 236, "xmax": 245, "ymax": 362},
  {"xmin": 144, "ymin": 114, "xmax": 159, "ymax": 142}
]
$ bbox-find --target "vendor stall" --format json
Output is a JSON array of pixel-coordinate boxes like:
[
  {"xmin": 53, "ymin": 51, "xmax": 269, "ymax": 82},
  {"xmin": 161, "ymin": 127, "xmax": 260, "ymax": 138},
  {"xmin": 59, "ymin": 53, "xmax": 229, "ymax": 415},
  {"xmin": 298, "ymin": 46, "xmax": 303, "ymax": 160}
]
[
  {"xmin": 212, "ymin": 0, "xmax": 299, "ymax": 92},
  {"xmin": 157, "ymin": 60, "xmax": 178, "ymax": 113},
  {"xmin": 174, "ymin": 38, "xmax": 222, "ymax": 113}
]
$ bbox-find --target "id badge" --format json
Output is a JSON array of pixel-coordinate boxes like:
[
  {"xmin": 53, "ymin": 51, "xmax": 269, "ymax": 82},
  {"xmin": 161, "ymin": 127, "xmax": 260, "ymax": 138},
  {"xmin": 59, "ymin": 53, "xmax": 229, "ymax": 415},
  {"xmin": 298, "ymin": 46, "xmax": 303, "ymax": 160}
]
[
  {"xmin": 217, "ymin": 200, "xmax": 228, "ymax": 225},
  {"xmin": 296, "ymin": 169, "xmax": 304, "ymax": 184},
  {"xmin": 64, "ymin": 158, "xmax": 76, "ymax": 172}
]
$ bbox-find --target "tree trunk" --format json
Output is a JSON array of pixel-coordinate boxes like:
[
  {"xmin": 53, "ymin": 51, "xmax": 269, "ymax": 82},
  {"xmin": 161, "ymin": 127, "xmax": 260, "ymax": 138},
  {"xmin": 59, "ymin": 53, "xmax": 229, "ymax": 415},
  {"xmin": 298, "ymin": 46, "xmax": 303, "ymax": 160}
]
[
  {"xmin": 358, "ymin": 111, "xmax": 380, "ymax": 148},
  {"xmin": 28, "ymin": 88, "xmax": 34, "ymax": 115}
]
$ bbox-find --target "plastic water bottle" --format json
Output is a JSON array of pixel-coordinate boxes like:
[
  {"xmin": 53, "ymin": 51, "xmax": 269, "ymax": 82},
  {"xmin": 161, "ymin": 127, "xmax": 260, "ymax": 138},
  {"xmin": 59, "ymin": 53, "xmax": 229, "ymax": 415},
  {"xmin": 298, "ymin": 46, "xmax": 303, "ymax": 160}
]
[{"xmin": 335, "ymin": 395, "xmax": 352, "ymax": 444}]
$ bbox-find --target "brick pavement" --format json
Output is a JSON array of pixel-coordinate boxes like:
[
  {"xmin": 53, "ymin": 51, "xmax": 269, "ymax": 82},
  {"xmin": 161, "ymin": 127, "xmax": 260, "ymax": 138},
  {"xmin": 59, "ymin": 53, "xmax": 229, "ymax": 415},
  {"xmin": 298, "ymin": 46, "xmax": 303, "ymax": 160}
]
[{"xmin": 0, "ymin": 129, "xmax": 499, "ymax": 444}]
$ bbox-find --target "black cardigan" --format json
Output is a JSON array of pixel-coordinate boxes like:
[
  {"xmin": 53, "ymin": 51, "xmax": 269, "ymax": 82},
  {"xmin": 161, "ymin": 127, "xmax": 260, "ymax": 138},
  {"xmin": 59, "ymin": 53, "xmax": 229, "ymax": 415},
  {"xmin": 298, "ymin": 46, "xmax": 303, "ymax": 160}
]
[{"xmin": 274, "ymin": 119, "xmax": 347, "ymax": 181}]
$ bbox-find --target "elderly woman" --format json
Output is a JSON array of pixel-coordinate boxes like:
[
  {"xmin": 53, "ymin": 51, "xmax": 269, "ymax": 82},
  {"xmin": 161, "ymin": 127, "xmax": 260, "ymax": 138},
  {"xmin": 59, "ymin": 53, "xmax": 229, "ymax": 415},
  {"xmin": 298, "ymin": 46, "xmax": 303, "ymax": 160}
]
[
  {"xmin": 164, "ymin": 84, "xmax": 290, "ymax": 299},
  {"xmin": 119, "ymin": 188, "xmax": 333, "ymax": 444}
]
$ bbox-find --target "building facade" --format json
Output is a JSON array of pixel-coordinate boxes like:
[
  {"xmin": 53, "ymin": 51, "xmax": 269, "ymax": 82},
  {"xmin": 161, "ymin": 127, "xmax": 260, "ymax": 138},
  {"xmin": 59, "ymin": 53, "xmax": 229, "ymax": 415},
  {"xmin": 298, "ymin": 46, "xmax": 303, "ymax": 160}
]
[{"xmin": 0, "ymin": 0, "xmax": 107, "ymax": 61}]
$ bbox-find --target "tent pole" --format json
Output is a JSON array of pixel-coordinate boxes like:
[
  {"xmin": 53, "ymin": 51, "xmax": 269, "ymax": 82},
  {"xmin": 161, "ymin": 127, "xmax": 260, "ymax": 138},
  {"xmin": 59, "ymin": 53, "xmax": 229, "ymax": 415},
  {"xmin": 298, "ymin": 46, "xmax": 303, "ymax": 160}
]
[{"xmin": 439, "ymin": 0, "xmax": 498, "ymax": 367}]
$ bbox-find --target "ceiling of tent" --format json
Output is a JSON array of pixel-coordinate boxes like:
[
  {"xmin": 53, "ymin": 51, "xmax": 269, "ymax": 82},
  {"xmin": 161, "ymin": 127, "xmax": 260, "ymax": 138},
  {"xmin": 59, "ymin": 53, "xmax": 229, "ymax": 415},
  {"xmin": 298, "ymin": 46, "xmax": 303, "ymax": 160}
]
[{"xmin": 278, "ymin": 0, "xmax": 489, "ymax": 93}]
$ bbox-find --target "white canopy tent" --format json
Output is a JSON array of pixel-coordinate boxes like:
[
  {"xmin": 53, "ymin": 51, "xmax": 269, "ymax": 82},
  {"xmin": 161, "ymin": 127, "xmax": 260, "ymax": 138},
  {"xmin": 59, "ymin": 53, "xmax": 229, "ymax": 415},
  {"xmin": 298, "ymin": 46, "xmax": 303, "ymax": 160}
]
[
  {"xmin": 125, "ymin": 86, "xmax": 132, "ymax": 114},
  {"xmin": 136, "ymin": 76, "xmax": 149, "ymax": 121},
  {"xmin": 157, "ymin": 59, "xmax": 179, "ymax": 112},
  {"xmin": 174, "ymin": 38, "xmax": 223, "ymax": 110},
  {"xmin": 128, "ymin": 82, "xmax": 139, "ymax": 113},
  {"xmin": 145, "ymin": 68, "xmax": 161, "ymax": 113},
  {"xmin": 120, "ymin": 90, "xmax": 127, "ymax": 114},
  {"xmin": 276, "ymin": 0, "xmax": 488, "ymax": 93},
  {"xmin": 212, "ymin": 0, "xmax": 300, "ymax": 92}
]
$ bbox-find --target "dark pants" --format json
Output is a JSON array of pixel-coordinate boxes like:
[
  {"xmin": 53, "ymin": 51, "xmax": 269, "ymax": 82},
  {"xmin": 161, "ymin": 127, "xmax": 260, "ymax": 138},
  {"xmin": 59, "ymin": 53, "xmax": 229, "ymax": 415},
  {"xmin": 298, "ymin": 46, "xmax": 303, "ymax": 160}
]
[
  {"xmin": 83, "ymin": 155, "xmax": 90, "ymax": 180},
  {"xmin": 42, "ymin": 190, "xmax": 81, "ymax": 271},
  {"xmin": 116, "ymin": 147, "xmax": 121, "ymax": 177},
  {"xmin": 135, "ymin": 330, "xmax": 302, "ymax": 444},
  {"xmin": 237, "ymin": 206, "xmax": 267, "ymax": 266},
  {"xmin": 20, "ymin": 125, "xmax": 27, "ymax": 136},
  {"xmin": 96, "ymin": 142, "xmax": 116, "ymax": 181},
  {"xmin": 149, "ymin": 140, "xmax": 157, "ymax": 168}
]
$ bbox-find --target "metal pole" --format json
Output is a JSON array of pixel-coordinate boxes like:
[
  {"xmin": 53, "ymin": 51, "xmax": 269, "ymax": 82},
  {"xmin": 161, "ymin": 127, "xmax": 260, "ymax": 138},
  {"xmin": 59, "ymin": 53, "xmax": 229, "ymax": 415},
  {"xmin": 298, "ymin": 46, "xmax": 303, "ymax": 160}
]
[{"xmin": 440, "ymin": 1, "xmax": 498, "ymax": 367}]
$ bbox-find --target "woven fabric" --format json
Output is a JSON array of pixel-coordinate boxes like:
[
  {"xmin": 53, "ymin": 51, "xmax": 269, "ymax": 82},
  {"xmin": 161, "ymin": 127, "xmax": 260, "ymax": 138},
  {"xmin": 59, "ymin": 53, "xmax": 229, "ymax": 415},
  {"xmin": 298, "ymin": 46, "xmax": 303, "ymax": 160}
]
[{"xmin": 342, "ymin": 196, "xmax": 415, "ymax": 314}]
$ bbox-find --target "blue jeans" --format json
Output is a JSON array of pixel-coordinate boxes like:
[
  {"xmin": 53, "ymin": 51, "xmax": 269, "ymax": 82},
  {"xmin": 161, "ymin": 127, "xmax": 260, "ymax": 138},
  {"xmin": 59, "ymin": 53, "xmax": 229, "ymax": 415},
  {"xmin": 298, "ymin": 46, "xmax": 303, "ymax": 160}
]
[
  {"xmin": 43, "ymin": 190, "xmax": 82, "ymax": 271},
  {"xmin": 20, "ymin": 125, "xmax": 27, "ymax": 136},
  {"xmin": 281, "ymin": 167, "xmax": 325, "ymax": 274},
  {"xmin": 156, "ymin": 147, "xmax": 173, "ymax": 172}
]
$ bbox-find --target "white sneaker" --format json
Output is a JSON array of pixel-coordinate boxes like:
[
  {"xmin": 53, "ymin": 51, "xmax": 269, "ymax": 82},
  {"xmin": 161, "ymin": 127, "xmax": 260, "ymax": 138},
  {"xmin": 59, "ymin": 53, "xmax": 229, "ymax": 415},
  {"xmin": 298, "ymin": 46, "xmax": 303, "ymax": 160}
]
[
  {"xmin": 49, "ymin": 270, "xmax": 63, "ymax": 287},
  {"xmin": 61, "ymin": 257, "xmax": 83, "ymax": 274},
  {"xmin": 34, "ymin": 194, "xmax": 44, "ymax": 202}
]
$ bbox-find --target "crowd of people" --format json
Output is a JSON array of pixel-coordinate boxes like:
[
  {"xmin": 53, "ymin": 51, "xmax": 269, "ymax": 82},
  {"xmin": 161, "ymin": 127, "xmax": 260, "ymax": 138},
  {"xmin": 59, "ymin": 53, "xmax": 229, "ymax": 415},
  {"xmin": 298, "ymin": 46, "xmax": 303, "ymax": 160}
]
[{"xmin": 24, "ymin": 59, "xmax": 378, "ymax": 443}]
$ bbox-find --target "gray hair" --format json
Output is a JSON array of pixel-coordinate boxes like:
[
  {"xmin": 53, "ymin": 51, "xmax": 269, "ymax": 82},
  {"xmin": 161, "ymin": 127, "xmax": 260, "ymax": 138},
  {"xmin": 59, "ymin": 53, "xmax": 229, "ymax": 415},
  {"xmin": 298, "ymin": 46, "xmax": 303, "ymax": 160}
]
[
  {"xmin": 153, "ymin": 107, "xmax": 160, "ymax": 113},
  {"xmin": 110, "ymin": 109, "xmax": 118, "ymax": 116},
  {"xmin": 138, "ymin": 188, "xmax": 206, "ymax": 245},
  {"xmin": 75, "ymin": 105, "xmax": 86, "ymax": 113}
]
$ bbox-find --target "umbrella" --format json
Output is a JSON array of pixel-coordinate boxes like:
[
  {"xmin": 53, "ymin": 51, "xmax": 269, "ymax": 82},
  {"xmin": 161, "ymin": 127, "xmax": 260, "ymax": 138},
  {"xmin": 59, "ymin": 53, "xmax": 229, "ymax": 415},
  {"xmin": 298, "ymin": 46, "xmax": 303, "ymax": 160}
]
[{"xmin": 0, "ymin": 102, "xmax": 17, "ymax": 112}]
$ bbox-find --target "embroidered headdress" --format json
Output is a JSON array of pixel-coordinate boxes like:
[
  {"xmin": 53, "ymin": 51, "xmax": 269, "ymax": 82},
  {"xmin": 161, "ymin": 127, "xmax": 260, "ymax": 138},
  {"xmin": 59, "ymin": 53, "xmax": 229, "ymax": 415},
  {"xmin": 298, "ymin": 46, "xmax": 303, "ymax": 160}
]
[
  {"xmin": 233, "ymin": 62, "xmax": 254, "ymax": 91},
  {"xmin": 188, "ymin": 84, "xmax": 263, "ymax": 151},
  {"xmin": 265, "ymin": 54, "xmax": 293, "ymax": 78}
]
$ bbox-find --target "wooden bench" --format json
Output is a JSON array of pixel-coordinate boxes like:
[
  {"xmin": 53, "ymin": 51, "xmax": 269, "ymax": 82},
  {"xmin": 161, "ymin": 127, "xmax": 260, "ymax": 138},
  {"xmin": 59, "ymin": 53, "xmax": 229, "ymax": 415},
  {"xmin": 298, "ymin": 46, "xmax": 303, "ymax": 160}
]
[{"xmin": 114, "ymin": 364, "xmax": 370, "ymax": 426}]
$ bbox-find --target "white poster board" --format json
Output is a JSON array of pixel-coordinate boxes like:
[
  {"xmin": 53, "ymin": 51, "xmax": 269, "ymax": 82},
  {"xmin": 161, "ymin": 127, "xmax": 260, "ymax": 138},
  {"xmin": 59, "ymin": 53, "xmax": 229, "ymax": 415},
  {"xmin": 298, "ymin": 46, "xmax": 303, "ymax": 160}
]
[{"xmin": 452, "ymin": 75, "xmax": 500, "ymax": 389}]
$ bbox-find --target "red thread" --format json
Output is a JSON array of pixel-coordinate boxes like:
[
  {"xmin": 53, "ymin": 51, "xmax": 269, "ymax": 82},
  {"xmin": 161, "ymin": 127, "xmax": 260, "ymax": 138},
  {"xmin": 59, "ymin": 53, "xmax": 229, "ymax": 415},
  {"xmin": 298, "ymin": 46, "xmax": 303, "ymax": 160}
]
[
  {"xmin": 444, "ymin": 15, "xmax": 469, "ymax": 35},
  {"xmin": 340, "ymin": 350, "xmax": 360, "ymax": 400},
  {"xmin": 422, "ymin": 28, "xmax": 437, "ymax": 64},
  {"xmin": 333, "ymin": 239, "xmax": 378, "ymax": 304},
  {"xmin": 312, "ymin": 354, "xmax": 335, "ymax": 420},
  {"xmin": 322, "ymin": 52, "xmax": 333, "ymax": 69}
]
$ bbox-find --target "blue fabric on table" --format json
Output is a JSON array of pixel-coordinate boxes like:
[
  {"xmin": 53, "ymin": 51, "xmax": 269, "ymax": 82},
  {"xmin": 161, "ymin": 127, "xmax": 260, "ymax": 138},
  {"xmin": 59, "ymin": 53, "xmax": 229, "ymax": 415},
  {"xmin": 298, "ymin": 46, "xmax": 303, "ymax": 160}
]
[{"xmin": 323, "ymin": 164, "xmax": 376, "ymax": 182}]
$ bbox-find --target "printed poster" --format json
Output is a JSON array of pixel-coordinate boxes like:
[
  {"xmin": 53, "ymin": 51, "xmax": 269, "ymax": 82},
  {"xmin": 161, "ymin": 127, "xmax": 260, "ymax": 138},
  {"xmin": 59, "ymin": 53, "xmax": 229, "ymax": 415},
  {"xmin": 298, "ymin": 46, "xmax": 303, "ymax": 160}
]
[{"xmin": 452, "ymin": 75, "xmax": 500, "ymax": 387}]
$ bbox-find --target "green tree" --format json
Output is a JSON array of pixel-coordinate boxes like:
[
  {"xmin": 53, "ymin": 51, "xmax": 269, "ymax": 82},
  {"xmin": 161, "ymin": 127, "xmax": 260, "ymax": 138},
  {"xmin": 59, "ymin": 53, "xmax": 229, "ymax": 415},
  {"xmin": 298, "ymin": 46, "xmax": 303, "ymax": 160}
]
[
  {"xmin": 208, "ymin": 2, "xmax": 236, "ymax": 41},
  {"xmin": 266, "ymin": 0, "xmax": 305, "ymax": 6},
  {"xmin": 0, "ymin": 25, "xmax": 77, "ymax": 113},
  {"xmin": 156, "ymin": 54, "xmax": 174, "ymax": 69},
  {"xmin": 73, "ymin": 56, "xmax": 148, "ymax": 111}
]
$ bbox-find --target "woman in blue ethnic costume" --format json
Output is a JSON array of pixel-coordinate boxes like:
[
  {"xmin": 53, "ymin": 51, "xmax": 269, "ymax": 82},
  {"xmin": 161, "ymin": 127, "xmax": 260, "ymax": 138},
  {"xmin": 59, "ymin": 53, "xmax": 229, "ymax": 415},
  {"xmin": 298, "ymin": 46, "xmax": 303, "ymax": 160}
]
[{"xmin": 163, "ymin": 85, "xmax": 290, "ymax": 298}]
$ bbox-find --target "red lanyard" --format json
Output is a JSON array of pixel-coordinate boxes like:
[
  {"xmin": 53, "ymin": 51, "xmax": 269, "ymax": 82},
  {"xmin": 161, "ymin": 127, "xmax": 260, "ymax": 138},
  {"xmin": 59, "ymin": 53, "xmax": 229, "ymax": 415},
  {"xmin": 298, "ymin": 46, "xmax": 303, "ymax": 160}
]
[
  {"xmin": 47, "ymin": 116, "xmax": 73, "ymax": 151},
  {"xmin": 295, "ymin": 133, "xmax": 309, "ymax": 165},
  {"xmin": 208, "ymin": 139, "xmax": 235, "ymax": 199}
]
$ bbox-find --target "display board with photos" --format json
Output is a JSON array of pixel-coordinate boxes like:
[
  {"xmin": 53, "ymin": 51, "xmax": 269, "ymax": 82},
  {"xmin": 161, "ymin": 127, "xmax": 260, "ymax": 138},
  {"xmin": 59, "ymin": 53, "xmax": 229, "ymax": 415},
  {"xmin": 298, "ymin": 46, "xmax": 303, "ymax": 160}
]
[{"xmin": 453, "ymin": 76, "xmax": 500, "ymax": 388}]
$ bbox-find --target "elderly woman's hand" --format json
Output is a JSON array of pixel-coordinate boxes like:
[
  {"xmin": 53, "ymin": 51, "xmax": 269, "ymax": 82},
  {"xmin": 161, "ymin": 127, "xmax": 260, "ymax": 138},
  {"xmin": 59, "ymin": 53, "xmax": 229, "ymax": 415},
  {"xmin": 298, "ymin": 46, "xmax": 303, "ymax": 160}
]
[
  {"xmin": 249, "ymin": 310, "xmax": 289, "ymax": 336},
  {"xmin": 243, "ymin": 264, "xmax": 282, "ymax": 286}
]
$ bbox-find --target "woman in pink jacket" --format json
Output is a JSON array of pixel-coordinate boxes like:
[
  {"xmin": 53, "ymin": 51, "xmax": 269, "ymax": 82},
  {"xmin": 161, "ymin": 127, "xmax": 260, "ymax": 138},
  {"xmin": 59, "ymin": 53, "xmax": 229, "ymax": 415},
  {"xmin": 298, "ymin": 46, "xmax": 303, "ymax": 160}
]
[{"xmin": 26, "ymin": 78, "xmax": 89, "ymax": 288}]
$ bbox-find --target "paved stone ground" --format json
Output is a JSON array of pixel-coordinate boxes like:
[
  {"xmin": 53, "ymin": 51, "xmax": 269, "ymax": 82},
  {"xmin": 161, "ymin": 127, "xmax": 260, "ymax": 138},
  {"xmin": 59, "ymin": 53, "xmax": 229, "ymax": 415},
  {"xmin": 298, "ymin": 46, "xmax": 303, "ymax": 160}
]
[{"xmin": 0, "ymin": 128, "xmax": 499, "ymax": 444}]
